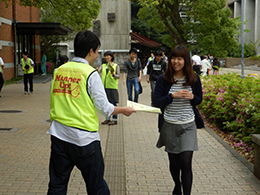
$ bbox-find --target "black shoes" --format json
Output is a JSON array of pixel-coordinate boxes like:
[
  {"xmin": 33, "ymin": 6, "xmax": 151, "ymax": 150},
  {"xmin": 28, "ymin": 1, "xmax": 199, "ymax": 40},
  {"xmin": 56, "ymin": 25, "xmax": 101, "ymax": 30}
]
[
  {"xmin": 108, "ymin": 121, "xmax": 117, "ymax": 125},
  {"xmin": 101, "ymin": 120, "xmax": 118, "ymax": 125},
  {"xmin": 172, "ymin": 185, "xmax": 182, "ymax": 195},
  {"xmin": 101, "ymin": 120, "xmax": 110, "ymax": 125}
]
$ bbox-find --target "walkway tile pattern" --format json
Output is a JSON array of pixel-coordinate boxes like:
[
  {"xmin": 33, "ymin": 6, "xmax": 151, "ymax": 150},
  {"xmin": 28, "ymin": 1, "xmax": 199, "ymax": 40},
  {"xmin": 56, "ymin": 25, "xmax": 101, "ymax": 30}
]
[{"xmin": 0, "ymin": 71, "xmax": 260, "ymax": 194}]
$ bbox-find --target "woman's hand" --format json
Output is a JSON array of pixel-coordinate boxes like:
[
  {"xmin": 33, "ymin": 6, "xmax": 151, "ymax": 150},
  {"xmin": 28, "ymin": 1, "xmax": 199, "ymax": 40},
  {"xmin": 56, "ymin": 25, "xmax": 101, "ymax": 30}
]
[
  {"xmin": 110, "ymin": 69, "xmax": 114, "ymax": 74},
  {"xmin": 181, "ymin": 90, "xmax": 194, "ymax": 100},
  {"xmin": 172, "ymin": 90, "xmax": 194, "ymax": 100}
]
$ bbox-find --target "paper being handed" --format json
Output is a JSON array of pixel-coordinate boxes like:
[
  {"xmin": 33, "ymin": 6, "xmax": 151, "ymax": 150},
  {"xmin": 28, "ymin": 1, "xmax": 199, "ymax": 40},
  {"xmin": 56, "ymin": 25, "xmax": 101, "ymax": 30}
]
[{"xmin": 127, "ymin": 100, "xmax": 162, "ymax": 114}]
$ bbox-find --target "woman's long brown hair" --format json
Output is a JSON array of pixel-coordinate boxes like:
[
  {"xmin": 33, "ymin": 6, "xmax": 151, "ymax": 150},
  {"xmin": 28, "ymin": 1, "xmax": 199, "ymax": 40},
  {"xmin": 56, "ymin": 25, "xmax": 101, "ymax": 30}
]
[{"xmin": 163, "ymin": 45, "xmax": 197, "ymax": 86}]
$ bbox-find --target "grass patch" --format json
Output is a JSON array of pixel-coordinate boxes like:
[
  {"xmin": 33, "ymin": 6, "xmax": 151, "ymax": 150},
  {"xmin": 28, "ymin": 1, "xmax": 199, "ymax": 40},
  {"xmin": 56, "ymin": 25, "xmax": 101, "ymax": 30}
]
[{"xmin": 4, "ymin": 76, "xmax": 23, "ymax": 85}]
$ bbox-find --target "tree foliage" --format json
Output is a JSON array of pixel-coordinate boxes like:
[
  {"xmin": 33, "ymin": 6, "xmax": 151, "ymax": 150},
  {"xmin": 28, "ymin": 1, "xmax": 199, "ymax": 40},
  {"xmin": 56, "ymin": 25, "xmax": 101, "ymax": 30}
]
[
  {"xmin": 131, "ymin": 3, "xmax": 167, "ymax": 48},
  {"xmin": 2, "ymin": 0, "xmax": 101, "ymax": 31},
  {"xmin": 133, "ymin": 0, "xmax": 240, "ymax": 57}
]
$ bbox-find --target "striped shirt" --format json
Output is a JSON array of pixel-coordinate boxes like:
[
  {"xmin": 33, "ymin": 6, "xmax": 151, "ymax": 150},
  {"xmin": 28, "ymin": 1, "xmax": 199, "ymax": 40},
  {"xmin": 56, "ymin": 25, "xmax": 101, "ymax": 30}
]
[{"xmin": 164, "ymin": 76, "xmax": 195, "ymax": 124}]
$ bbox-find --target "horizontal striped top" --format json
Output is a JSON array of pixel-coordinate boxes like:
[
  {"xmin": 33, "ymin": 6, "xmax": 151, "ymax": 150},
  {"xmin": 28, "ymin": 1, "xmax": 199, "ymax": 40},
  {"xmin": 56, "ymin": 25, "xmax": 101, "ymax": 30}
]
[{"xmin": 164, "ymin": 76, "xmax": 195, "ymax": 124}]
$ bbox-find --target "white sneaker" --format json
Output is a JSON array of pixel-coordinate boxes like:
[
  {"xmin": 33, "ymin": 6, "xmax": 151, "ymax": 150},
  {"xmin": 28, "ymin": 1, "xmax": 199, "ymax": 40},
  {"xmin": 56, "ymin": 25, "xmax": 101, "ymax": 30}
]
[
  {"xmin": 28, "ymin": 92, "xmax": 31, "ymax": 95},
  {"xmin": 42, "ymin": 73, "xmax": 46, "ymax": 76},
  {"xmin": 24, "ymin": 92, "xmax": 28, "ymax": 95}
]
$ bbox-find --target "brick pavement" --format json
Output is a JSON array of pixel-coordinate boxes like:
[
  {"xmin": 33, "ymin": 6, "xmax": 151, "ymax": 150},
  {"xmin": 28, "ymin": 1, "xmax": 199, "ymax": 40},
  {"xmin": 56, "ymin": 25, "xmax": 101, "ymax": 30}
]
[{"xmin": 0, "ymin": 70, "xmax": 260, "ymax": 195}]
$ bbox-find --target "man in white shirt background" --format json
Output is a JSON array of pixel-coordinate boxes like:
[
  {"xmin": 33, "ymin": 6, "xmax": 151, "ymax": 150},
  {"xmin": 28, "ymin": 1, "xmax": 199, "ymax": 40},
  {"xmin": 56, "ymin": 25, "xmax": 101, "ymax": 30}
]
[{"xmin": 201, "ymin": 56, "xmax": 211, "ymax": 77}]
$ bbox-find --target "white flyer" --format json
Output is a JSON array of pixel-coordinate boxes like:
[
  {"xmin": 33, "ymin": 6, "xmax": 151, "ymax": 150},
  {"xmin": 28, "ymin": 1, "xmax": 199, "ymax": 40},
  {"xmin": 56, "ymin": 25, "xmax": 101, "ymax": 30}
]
[{"xmin": 127, "ymin": 100, "xmax": 162, "ymax": 114}]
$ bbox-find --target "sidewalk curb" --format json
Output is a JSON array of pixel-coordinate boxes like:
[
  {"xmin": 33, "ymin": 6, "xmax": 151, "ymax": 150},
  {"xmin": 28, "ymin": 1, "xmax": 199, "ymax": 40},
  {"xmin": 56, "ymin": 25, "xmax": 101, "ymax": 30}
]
[{"xmin": 204, "ymin": 125, "xmax": 254, "ymax": 173}]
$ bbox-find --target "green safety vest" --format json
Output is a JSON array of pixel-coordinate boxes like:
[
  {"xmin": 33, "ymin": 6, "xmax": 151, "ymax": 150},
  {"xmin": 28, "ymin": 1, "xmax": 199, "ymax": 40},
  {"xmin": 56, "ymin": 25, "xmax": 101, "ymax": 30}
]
[
  {"xmin": 101, "ymin": 63, "xmax": 118, "ymax": 89},
  {"xmin": 50, "ymin": 61, "xmax": 99, "ymax": 132},
  {"xmin": 21, "ymin": 58, "xmax": 34, "ymax": 74}
]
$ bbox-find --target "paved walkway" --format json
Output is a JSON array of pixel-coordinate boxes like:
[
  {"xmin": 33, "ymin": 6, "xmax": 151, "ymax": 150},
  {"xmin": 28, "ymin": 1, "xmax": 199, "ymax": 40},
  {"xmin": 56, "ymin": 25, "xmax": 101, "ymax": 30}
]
[{"xmin": 0, "ymin": 68, "xmax": 260, "ymax": 195}]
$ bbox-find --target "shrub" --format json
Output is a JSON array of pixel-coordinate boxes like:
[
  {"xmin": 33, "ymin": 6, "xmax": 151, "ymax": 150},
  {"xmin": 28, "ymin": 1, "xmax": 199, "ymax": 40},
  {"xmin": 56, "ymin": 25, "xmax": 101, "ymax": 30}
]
[
  {"xmin": 46, "ymin": 62, "xmax": 55, "ymax": 74},
  {"xmin": 199, "ymin": 73, "xmax": 260, "ymax": 144},
  {"xmin": 247, "ymin": 56, "xmax": 260, "ymax": 60},
  {"xmin": 228, "ymin": 43, "xmax": 257, "ymax": 58}
]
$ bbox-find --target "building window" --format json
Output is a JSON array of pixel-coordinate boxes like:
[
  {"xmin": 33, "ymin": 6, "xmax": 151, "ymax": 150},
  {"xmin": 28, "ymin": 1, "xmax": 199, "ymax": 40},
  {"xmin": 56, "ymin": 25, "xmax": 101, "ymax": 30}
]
[{"xmin": 107, "ymin": 13, "xmax": 115, "ymax": 22}]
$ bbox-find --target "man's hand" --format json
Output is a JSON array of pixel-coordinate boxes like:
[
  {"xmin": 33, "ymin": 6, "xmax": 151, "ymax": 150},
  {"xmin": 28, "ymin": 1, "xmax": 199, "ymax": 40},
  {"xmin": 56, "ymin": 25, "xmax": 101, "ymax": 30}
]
[
  {"xmin": 123, "ymin": 107, "xmax": 136, "ymax": 116},
  {"xmin": 146, "ymin": 74, "xmax": 149, "ymax": 83},
  {"xmin": 112, "ymin": 106, "xmax": 136, "ymax": 116}
]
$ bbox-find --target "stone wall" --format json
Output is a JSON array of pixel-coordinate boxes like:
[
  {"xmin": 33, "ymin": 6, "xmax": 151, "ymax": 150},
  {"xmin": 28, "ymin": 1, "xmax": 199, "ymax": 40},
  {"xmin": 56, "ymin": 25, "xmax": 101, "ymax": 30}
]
[{"xmin": 224, "ymin": 58, "xmax": 260, "ymax": 68}]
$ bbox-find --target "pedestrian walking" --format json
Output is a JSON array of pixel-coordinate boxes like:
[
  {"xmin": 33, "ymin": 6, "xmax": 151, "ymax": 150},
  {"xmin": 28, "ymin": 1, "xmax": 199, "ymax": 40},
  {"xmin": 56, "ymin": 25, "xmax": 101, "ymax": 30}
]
[
  {"xmin": 123, "ymin": 48, "xmax": 142, "ymax": 103},
  {"xmin": 213, "ymin": 57, "xmax": 220, "ymax": 75},
  {"xmin": 146, "ymin": 50, "xmax": 166, "ymax": 106},
  {"xmin": 98, "ymin": 51, "xmax": 120, "ymax": 126},
  {"xmin": 154, "ymin": 45, "xmax": 204, "ymax": 195},
  {"xmin": 201, "ymin": 56, "xmax": 211, "ymax": 77},
  {"xmin": 58, "ymin": 55, "xmax": 69, "ymax": 68},
  {"xmin": 146, "ymin": 52, "xmax": 154, "ymax": 66},
  {"xmin": 20, "ymin": 51, "xmax": 34, "ymax": 95},
  {"xmin": 41, "ymin": 51, "xmax": 47, "ymax": 75},
  {"xmin": 0, "ymin": 56, "xmax": 4, "ymax": 97},
  {"xmin": 161, "ymin": 47, "xmax": 168, "ymax": 63},
  {"xmin": 47, "ymin": 30, "xmax": 136, "ymax": 195}
]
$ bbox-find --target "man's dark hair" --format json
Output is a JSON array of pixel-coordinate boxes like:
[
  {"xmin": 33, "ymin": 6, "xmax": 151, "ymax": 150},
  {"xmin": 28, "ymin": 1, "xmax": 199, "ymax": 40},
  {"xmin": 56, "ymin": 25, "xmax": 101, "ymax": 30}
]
[
  {"xmin": 23, "ymin": 51, "xmax": 28, "ymax": 56},
  {"xmin": 154, "ymin": 50, "xmax": 162, "ymax": 56},
  {"xmin": 104, "ymin": 51, "xmax": 114, "ymax": 62},
  {"xmin": 129, "ymin": 48, "xmax": 138, "ymax": 54},
  {"xmin": 160, "ymin": 47, "xmax": 166, "ymax": 52},
  {"xmin": 74, "ymin": 30, "xmax": 101, "ymax": 58},
  {"xmin": 58, "ymin": 55, "xmax": 69, "ymax": 67}
]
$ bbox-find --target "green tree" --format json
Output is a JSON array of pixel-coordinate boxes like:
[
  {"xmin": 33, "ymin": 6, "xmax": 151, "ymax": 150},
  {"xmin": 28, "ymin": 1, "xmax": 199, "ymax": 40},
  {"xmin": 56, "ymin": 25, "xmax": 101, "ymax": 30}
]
[
  {"xmin": 131, "ymin": 3, "xmax": 168, "ymax": 47},
  {"xmin": 39, "ymin": 7, "xmax": 75, "ymax": 66},
  {"xmin": 133, "ymin": 0, "xmax": 240, "ymax": 57},
  {"xmin": 2, "ymin": 0, "xmax": 101, "ymax": 31}
]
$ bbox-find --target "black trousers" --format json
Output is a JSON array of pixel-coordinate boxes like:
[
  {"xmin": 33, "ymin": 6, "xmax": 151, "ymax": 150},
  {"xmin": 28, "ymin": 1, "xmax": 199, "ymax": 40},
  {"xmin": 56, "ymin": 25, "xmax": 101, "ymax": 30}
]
[
  {"xmin": 47, "ymin": 136, "xmax": 110, "ymax": 195},
  {"xmin": 23, "ymin": 73, "xmax": 33, "ymax": 92},
  {"xmin": 192, "ymin": 65, "xmax": 201, "ymax": 75},
  {"xmin": 0, "ymin": 72, "xmax": 4, "ymax": 92}
]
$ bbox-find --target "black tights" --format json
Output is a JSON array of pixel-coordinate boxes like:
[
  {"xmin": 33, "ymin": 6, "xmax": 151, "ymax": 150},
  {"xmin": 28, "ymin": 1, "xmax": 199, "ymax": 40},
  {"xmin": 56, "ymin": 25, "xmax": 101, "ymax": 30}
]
[{"xmin": 168, "ymin": 151, "xmax": 193, "ymax": 195}]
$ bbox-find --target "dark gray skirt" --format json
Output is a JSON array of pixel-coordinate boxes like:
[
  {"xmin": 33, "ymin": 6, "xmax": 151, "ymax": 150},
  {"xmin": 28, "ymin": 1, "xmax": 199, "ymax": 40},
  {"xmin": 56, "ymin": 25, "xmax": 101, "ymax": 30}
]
[
  {"xmin": 156, "ymin": 120, "xmax": 198, "ymax": 154},
  {"xmin": 105, "ymin": 88, "xmax": 119, "ymax": 103}
]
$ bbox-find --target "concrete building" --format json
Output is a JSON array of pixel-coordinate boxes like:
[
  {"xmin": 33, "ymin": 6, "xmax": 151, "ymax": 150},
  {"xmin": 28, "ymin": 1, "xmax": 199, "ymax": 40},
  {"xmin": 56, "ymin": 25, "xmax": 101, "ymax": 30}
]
[
  {"xmin": 92, "ymin": 0, "xmax": 131, "ymax": 67},
  {"xmin": 64, "ymin": 0, "xmax": 131, "ymax": 68},
  {"xmin": 227, "ymin": 0, "xmax": 260, "ymax": 55}
]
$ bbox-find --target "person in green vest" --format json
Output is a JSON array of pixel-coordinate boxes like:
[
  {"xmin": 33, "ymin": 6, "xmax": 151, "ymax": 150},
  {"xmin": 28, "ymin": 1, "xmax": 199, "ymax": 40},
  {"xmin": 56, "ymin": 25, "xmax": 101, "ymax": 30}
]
[
  {"xmin": 98, "ymin": 51, "xmax": 120, "ymax": 125},
  {"xmin": 20, "ymin": 51, "xmax": 34, "ymax": 95},
  {"xmin": 146, "ymin": 52, "xmax": 154, "ymax": 66},
  {"xmin": 47, "ymin": 30, "xmax": 136, "ymax": 195},
  {"xmin": 41, "ymin": 51, "xmax": 47, "ymax": 75}
]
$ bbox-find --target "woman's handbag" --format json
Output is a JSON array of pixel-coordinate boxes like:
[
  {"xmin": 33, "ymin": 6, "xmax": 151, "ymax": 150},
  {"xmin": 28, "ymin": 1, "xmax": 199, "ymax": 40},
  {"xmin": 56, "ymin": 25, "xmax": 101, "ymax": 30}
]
[{"xmin": 139, "ymin": 82, "xmax": 143, "ymax": 94}]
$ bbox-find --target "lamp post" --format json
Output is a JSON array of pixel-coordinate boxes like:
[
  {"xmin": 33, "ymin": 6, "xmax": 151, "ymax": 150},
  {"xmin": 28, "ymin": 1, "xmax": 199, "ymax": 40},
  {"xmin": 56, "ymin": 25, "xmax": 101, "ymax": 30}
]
[{"xmin": 241, "ymin": 0, "xmax": 245, "ymax": 79}]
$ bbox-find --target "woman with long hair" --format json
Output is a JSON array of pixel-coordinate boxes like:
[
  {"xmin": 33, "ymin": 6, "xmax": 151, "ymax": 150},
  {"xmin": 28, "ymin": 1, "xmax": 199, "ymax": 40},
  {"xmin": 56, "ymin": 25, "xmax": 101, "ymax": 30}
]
[{"xmin": 154, "ymin": 45, "xmax": 204, "ymax": 195}]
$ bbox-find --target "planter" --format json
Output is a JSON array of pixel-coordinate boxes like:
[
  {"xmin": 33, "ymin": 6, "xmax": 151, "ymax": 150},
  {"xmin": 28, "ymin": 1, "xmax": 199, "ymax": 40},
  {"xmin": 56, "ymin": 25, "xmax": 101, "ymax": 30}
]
[
  {"xmin": 252, "ymin": 134, "xmax": 260, "ymax": 179},
  {"xmin": 224, "ymin": 58, "xmax": 260, "ymax": 68}
]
